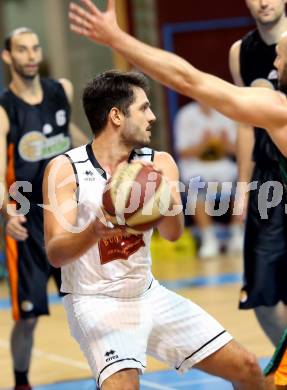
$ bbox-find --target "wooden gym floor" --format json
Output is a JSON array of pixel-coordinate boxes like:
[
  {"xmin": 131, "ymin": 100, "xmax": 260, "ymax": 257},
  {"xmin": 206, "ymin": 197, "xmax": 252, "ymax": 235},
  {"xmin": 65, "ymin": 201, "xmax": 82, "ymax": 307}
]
[{"xmin": 0, "ymin": 229, "xmax": 274, "ymax": 389}]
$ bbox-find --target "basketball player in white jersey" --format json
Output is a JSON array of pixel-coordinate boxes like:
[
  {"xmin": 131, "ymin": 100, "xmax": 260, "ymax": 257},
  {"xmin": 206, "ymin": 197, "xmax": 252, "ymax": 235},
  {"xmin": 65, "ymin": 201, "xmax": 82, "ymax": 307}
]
[{"xmin": 43, "ymin": 69, "xmax": 273, "ymax": 389}]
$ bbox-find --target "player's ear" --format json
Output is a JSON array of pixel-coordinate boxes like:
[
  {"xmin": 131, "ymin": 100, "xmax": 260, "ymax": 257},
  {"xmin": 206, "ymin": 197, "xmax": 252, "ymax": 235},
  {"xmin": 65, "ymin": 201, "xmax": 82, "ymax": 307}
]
[
  {"xmin": 109, "ymin": 107, "xmax": 123, "ymax": 127},
  {"xmin": 1, "ymin": 49, "xmax": 12, "ymax": 65}
]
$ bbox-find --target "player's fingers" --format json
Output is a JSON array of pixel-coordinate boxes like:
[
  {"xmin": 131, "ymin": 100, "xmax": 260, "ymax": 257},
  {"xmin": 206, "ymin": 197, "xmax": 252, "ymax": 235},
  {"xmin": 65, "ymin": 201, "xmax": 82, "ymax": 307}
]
[
  {"xmin": 80, "ymin": 0, "xmax": 101, "ymax": 16},
  {"xmin": 18, "ymin": 214, "xmax": 27, "ymax": 223},
  {"xmin": 69, "ymin": 9, "xmax": 93, "ymax": 31},
  {"xmin": 70, "ymin": 24, "xmax": 90, "ymax": 37},
  {"xmin": 16, "ymin": 232, "xmax": 29, "ymax": 241},
  {"xmin": 70, "ymin": 2, "xmax": 97, "ymax": 23},
  {"xmin": 6, "ymin": 224, "xmax": 28, "ymax": 241},
  {"xmin": 11, "ymin": 222, "xmax": 28, "ymax": 235},
  {"xmin": 103, "ymin": 214, "xmax": 113, "ymax": 224},
  {"xmin": 107, "ymin": 0, "xmax": 115, "ymax": 12},
  {"xmin": 106, "ymin": 226, "xmax": 126, "ymax": 237},
  {"xmin": 130, "ymin": 160, "xmax": 153, "ymax": 167}
]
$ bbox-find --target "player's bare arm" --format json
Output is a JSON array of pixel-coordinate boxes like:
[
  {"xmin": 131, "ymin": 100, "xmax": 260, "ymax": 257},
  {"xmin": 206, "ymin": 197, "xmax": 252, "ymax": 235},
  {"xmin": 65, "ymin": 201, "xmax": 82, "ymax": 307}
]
[
  {"xmin": 0, "ymin": 106, "xmax": 28, "ymax": 240},
  {"xmin": 59, "ymin": 78, "xmax": 89, "ymax": 146},
  {"xmin": 153, "ymin": 151, "xmax": 184, "ymax": 241},
  {"xmin": 0, "ymin": 106, "xmax": 10, "ymax": 218},
  {"xmin": 43, "ymin": 155, "xmax": 124, "ymax": 267},
  {"xmin": 229, "ymin": 40, "xmax": 244, "ymax": 87},
  {"xmin": 229, "ymin": 38, "xmax": 255, "ymax": 220},
  {"xmin": 69, "ymin": 0, "xmax": 287, "ymax": 148},
  {"xmin": 59, "ymin": 78, "xmax": 74, "ymax": 104}
]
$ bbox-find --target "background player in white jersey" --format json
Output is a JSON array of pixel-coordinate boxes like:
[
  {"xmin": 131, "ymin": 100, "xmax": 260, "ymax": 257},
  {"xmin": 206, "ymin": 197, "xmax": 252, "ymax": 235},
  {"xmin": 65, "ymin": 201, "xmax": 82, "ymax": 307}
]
[{"xmin": 43, "ymin": 70, "xmax": 270, "ymax": 389}]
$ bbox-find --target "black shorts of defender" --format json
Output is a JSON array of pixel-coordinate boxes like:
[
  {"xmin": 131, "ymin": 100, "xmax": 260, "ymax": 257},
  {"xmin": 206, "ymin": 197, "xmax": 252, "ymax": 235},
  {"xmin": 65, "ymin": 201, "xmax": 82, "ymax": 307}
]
[
  {"xmin": 240, "ymin": 162, "xmax": 287, "ymax": 309},
  {"xmin": 6, "ymin": 204, "xmax": 62, "ymax": 320}
]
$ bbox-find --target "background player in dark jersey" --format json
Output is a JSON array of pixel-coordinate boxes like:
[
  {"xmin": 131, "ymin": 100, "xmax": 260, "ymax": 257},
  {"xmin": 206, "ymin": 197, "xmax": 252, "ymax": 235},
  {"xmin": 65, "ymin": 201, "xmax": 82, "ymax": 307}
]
[
  {"xmin": 0, "ymin": 27, "xmax": 87, "ymax": 390},
  {"xmin": 229, "ymin": 0, "xmax": 287, "ymax": 347}
]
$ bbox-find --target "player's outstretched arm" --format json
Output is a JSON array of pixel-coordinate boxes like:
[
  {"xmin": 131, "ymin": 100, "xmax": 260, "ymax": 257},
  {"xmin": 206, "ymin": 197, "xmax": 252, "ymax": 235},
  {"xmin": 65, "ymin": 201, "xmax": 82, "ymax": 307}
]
[
  {"xmin": 0, "ymin": 106, "xmax": 10, "ymax": 219},
  {"xmin": 69, "ymin": 0, "xmax": 287, "ymax": 135}
]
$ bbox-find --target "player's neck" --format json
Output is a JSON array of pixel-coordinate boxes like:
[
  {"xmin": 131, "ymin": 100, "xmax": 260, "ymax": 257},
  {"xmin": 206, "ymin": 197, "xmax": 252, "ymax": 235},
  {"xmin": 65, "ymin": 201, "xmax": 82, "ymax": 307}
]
[
  {"xmin": 91, "ymin": 136, "xmax": 131, "ymax": 175},
  {"xmin": 9, "ymin": 74, "xmax": 43, "ymax": 104},
  {"xmin": 257, "ymin": 16, "xmax": 287, "ymax": 45}
]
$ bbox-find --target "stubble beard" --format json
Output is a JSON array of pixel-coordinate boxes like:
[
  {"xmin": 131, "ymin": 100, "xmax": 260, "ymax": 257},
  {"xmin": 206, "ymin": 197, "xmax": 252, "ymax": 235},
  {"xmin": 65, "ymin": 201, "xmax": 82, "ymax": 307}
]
[
  {"xmin": 13, "ymin": 62, "xmax": 38, "ymax": 81},
  {"xmin": 256, "ymin": 11, "xmax": 283, "ymax": 28},
  {"xmin": 278, "ymin": 78, "xmax": 287, "ymax": 95}
]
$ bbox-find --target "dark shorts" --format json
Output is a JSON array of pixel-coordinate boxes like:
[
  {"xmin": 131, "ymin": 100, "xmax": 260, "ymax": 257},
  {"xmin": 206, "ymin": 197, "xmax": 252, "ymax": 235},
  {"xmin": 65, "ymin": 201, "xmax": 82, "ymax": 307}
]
[
  {"xmin": 6, "ymin": 204, "xmax": 62, "ymax": 320},
  {"xmin": 240, "ymin": 163, "xmax": 287, "ymax": 309}
]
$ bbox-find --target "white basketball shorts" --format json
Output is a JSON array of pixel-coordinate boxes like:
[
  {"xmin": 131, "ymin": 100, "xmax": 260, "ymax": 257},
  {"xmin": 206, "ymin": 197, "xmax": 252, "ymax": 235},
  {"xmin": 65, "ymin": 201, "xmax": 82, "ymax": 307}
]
[{"xmin": 63, "ymin": 280, "xmax": 232, "ymax": 387}]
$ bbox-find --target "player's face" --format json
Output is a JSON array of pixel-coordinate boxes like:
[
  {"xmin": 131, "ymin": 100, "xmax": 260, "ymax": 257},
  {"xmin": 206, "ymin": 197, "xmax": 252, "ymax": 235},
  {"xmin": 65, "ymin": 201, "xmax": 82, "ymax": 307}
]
[
  {"xmin": 121, "ymin": 87, "xmax": 156, "ymax": 148},
  {"xmin": 245, "ymin": 0, "xmax": 286, "ymax": 25},
  {"xmin": 274, "ymin": 39, "xmax": 287, "ymax": 89},
  {"xmin": 8, "ymin": 32, "xmax": 42, "ymax": 80}
]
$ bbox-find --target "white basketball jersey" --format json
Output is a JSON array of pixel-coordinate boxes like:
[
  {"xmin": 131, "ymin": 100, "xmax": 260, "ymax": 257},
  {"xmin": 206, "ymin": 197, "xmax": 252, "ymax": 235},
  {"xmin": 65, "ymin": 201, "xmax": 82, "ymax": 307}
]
[{"xmin": 61, "ymin": 144, "xmax": 155, "ymax": 298}]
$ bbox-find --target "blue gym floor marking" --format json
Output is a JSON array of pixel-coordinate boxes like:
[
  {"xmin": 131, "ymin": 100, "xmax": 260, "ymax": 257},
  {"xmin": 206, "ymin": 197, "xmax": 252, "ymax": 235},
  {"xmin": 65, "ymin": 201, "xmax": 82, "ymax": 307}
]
[
  {"xmin": 9, "ymin": 358, "xmax": 268, "ymax": 390},
  {"xmin": 161, "ymin": 273, "xmax": 242, "ymax": 290},
  {"xmin": 0, "ymin": 272, "xmax": 242, "ymax": 310},
  {"xmin": 1, "ymin": 275, "xmax": 268, "ymax": 390}
]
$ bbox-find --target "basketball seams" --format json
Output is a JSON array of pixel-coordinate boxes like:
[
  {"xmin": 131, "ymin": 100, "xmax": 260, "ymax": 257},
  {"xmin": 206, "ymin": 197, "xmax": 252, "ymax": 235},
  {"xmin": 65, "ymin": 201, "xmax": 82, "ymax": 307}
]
[
  {"xmin": 110, "ymin": 163, "xmax": 142, "ymax": 215},
  {"xmin": 127, "ymin": 165, "xmax": 162, "ymax": 218},
  {"xmin": 126, "ymin": 177, "xmax": 170, "ymax": 230},
  {"xmin": 102, "ymin": 161, "xmax": 171, "ymax": 232}
]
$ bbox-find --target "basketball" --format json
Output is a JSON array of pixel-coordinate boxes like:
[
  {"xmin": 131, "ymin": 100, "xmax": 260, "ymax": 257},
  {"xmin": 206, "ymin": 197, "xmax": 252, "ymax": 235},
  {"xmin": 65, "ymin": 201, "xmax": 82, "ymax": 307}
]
[{"xmin": 102, "ymin": 161, "xmax": 171, "ymax": 233}]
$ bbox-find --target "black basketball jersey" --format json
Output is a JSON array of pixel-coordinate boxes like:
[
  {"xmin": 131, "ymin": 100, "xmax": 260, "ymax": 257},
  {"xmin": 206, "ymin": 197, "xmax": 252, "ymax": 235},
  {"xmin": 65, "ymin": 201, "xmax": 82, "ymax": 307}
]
[
  {"xmin": 0, "ymin": 78, "xmax": 71, "ymax": 203},
  {"xmin": 240, "ymin": 30, "xmax": 277, "ymax": 87},
  {"xmin": 240, "ymin": 30, "xmax": 281, "ymax": 165}
]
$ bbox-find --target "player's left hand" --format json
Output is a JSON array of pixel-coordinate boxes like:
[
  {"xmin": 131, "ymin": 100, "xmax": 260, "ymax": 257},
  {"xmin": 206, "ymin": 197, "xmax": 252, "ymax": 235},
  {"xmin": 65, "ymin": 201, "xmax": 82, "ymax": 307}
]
[{"xmin": 6, "ymin": 214, "xmax": 28, "ymax": 241}]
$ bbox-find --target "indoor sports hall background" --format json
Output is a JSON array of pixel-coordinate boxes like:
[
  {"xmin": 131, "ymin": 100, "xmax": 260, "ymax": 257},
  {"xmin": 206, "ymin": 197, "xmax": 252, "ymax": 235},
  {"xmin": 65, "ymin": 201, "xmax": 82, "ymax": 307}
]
[{"xmin": 0, "ymin": 1, "xmax": 275, "ymax": 389}]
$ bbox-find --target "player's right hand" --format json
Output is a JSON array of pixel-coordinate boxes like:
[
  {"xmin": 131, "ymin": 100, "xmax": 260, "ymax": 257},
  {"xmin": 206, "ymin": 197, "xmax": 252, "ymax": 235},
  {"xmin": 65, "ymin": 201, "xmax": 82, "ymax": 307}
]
[
  {"xmin": 69, "ymin": 0, "xmax": 120, "ymax": 47},
  {"xmin": 6, "ymin": 215, "xmax": 28, "ymax": 241},
  {"xmin": 90, "ymin": 209, "xmax": 128, "ymax": 241}
]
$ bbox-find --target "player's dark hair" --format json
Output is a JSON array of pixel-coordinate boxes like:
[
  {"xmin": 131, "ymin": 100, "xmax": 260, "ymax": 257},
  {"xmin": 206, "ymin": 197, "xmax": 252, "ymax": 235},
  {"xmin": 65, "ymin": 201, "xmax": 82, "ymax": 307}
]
[
  {"xmin": 4, "ymin": 27, "xmax": 35, "ymax": 52},
  {"xmin": 82, "ymin": 70, "xmax": 150, "ymax": 137}
]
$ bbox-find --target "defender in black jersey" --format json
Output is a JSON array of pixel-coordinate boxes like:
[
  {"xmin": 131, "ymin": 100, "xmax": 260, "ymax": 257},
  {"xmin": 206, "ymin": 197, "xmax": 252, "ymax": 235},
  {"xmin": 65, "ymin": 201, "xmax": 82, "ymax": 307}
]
[
  {"xmin": 229, "ymin": 0, "xmax": 287, "ymax": 348},
  {"xmin": 0, "ymin": 27, "xmax": 86, "ymax": 390}
]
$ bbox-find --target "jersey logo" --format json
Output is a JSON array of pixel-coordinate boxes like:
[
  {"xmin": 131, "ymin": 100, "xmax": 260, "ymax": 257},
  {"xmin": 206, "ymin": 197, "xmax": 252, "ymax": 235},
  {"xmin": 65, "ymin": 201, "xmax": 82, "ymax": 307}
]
[
  {"xmin": 43, "ymin": 123, "xmax": 53, "ymax": 135},
  {"xmin": 84, "ymin": 170, "xmax": 95, "ymax": 181},
  {"xmin": 105, "ymin": 350, "xmax": 119, "ymax": 362},
  {"xmin": 21, "ymin": 300, "xmax": 34, "ymax": 312},
  {"xmin": 267, "ymin": 69, "xmax": 278, "ymax": 80},
  {"xmin": 55, "ymin": 110, "xmax": 67, "ymax": 126},
  {"xmin": 18, "ymin": 131, "xmax": 71, "ymax": 162},
  {"xmin": 98, "ymin": 233, "xmax": 145, "ymax": 264}
]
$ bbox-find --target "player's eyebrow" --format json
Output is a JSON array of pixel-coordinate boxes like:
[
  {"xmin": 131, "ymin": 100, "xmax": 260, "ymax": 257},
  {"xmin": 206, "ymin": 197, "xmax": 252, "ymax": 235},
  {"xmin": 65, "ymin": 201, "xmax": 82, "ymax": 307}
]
[
  {"xmin": 16, "ymin": 44, "xmax": 41, "ymax": 50},
  {"xmin": 139, "ymin": 101, "xmax": 150, "ymax": 110}
]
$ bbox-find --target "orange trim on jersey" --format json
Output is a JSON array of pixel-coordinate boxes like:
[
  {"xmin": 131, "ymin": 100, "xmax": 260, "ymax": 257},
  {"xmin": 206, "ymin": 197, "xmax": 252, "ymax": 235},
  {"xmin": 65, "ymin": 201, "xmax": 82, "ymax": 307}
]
[
  {"xmin": 6, "ymin": 236, "xmax": 20, "ymax": 320},
  {"xmin": 275, "ymin": 349, "xmax": 287, "ymax": 386},
  {"xmin": 6, "ymin": 143, "xmax": 16, "ymax": 190}
]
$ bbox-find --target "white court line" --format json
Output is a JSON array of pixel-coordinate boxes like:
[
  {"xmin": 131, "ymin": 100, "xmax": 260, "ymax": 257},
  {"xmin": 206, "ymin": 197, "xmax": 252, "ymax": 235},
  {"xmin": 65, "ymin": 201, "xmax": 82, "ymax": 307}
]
[
  {"xmin": 140, "ymin": 380, "xmax": 177, "ymax": 390},
  {"xmin": 0, "ymin": 339, "xmax": 215, "ymax": 388},
  {"xmin": 0, "ymin": 339, "xmax": 90, "ymax": 371},
  {"xmin": 169, "ymin": 377, "xmax": 226, "ymax": 386}
]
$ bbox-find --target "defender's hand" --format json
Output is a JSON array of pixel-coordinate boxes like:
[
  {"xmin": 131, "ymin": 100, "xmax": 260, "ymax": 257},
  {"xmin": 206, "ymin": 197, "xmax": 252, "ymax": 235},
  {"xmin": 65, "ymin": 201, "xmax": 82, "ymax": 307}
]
[{"xmin": 69, "ymin": 0, "xmax": 120, "ymax": 46}]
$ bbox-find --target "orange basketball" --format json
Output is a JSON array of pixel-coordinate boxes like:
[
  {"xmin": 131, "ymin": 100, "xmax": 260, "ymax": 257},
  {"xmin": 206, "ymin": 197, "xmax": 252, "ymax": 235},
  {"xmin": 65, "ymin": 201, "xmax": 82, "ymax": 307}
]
[{"xmin": 102, "ymin": 162, "xmax": 170, "ymax": 233}]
